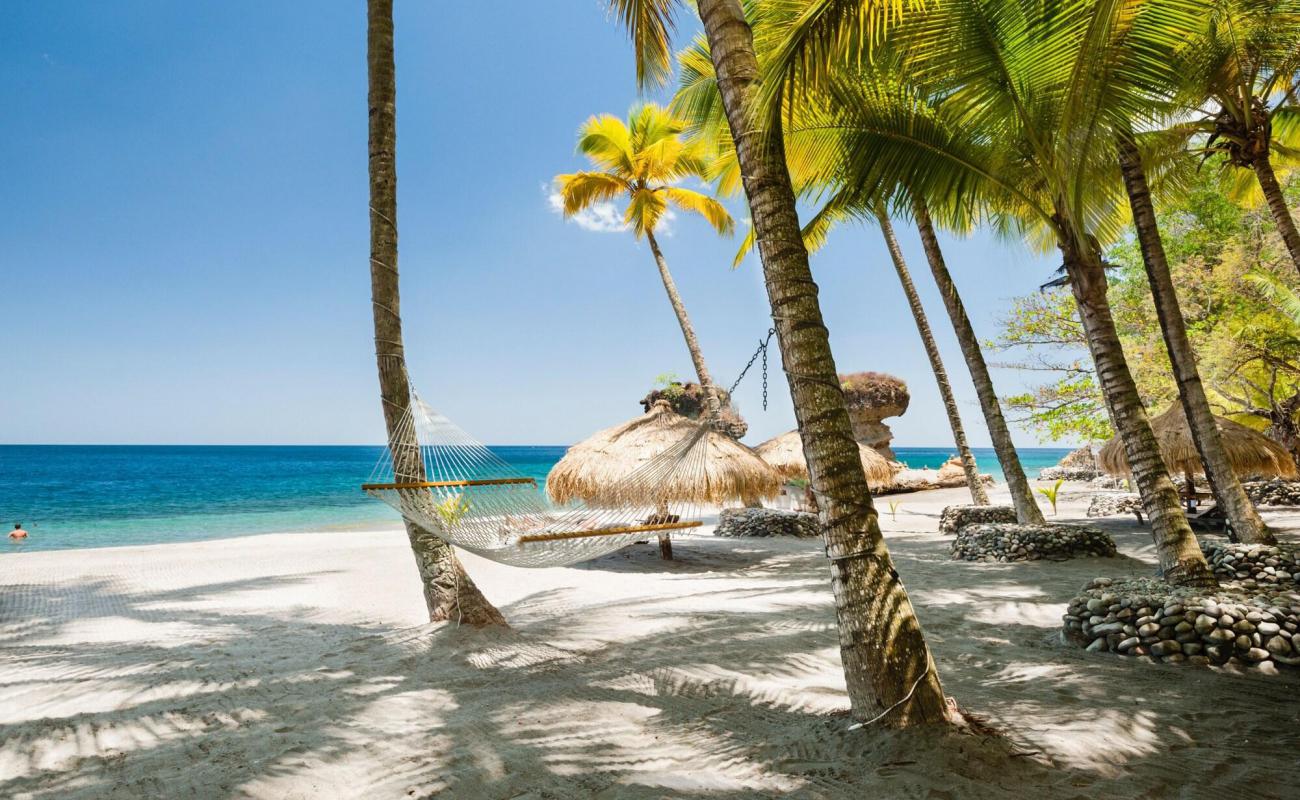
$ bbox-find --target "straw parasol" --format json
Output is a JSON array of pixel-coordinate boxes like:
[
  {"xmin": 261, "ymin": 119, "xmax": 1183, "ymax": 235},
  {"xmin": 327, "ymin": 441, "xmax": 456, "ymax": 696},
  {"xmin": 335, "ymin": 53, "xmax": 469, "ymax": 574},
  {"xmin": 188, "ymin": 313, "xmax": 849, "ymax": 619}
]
[
  {"xmin": 546, "ymin": 401, "xmax": 782, "ymax": 507},
  {"xmin": 754, "ymin": 429, "xmax": 897, "ymax": 489},
  {"xmin": 1098, "ymin": 404, "xmax": 1298, "ymax": 490}
]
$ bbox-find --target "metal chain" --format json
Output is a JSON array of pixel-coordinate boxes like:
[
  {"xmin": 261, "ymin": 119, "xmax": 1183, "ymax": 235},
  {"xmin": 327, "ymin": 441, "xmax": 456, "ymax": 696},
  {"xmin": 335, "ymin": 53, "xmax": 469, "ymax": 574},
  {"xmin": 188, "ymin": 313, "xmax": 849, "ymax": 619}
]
[{"xmin": 727, "ymin": 328, "xmax": 777, "ymax": 410}]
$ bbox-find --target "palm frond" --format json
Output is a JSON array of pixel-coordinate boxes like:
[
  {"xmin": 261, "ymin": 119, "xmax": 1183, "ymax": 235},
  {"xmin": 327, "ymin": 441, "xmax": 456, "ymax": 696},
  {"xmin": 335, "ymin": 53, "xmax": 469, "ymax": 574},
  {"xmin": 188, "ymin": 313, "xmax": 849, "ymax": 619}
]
[
  {"xmin": 555, "ymin": 172, "xmax": 629, "ymax": 214},
  {"xmin": 626, "ymin": 186, "xmax": 669, "ymax": 237},
  {"xmin": 664, "ymin": 186, "xmax": 736, "ymax": 235},
  {"xmin": 606, "ymin": 0, "xmax": 680, "ymax": 89}
]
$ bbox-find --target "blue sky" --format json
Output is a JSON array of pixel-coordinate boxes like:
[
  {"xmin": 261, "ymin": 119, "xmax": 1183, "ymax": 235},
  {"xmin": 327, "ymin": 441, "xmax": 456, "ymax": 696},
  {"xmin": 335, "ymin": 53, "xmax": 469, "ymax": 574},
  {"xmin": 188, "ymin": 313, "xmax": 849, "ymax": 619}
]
[{"xmin": 0, "ymin": 1, "xmax": 1068, "ymax": 448}]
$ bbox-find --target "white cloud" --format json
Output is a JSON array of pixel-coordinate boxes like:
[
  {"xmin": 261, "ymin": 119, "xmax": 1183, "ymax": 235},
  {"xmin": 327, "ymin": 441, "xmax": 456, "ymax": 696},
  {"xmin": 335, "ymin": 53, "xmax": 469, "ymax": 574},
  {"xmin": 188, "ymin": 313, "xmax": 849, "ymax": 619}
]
[
  {"xmin": 545, "ymin": 186, "xmax": 627, "ymax": 233},
  {"xmin": 543, "ymin": 183, "xmax": 676, "ymax": 236}
]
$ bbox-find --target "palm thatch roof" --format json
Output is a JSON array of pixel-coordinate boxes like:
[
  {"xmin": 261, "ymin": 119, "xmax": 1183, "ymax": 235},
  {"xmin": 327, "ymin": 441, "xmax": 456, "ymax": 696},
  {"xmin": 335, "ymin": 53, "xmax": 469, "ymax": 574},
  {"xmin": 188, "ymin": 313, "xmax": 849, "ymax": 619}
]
[
  {"xmin": 1098, "ymin": 404, "xmax": 1298, "ymax": 479},
  {"xmin": 546, "ymin": 402, "xmax": 782, "ymax": 506},
  {"xmin": 754, "ymin": 430, "xmax": 897, "ymax": 489}
]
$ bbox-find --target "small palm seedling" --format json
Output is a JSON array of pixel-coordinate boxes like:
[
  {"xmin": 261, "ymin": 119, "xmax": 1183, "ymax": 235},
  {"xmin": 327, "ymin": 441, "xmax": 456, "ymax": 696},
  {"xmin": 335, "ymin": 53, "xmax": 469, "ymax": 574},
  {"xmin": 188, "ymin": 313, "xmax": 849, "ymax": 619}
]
[
  {"xmin": 1037, "ymin": 479, "xmax": 1065, "ymax": 516},
  {"xmin": 887, "ymin": 501, "xmax": 903, "ymax": 521}
]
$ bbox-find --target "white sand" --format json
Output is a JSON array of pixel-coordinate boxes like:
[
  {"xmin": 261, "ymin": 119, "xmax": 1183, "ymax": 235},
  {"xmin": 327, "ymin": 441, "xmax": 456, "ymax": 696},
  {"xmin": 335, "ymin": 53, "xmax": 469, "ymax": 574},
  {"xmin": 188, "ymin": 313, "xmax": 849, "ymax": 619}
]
[{"xmin": 2, "ymin": 485, "xmax": 1298, "ymax": 798}]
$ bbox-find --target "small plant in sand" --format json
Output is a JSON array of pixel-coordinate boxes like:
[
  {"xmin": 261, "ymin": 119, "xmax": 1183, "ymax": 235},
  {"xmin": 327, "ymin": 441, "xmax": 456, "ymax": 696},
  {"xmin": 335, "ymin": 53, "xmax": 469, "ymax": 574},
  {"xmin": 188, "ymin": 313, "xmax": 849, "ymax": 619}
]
[
  {"xmin": 1037, "ymin": 479, "xmax": 1065, "ymax": 516},
  {"xmin": 887, "ymin": 501, "xmax": 903, "ymax": 521}
]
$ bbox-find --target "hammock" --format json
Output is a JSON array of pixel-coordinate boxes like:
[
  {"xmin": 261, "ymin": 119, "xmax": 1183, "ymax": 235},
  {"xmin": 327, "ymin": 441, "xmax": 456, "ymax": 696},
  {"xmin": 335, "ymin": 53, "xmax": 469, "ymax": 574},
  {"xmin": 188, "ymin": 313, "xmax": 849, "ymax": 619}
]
[{"xmin": 363, "ymin": 395, "xmax": 746, "ymax": 568}]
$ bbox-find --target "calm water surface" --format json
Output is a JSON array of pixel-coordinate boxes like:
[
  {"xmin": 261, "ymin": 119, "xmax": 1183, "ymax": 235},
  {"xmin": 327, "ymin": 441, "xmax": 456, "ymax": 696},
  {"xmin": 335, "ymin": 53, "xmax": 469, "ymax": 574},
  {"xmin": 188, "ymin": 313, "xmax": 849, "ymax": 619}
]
[{"xmin": 0, "ymin": 444, "xmax": 1071, "ymax": 553}]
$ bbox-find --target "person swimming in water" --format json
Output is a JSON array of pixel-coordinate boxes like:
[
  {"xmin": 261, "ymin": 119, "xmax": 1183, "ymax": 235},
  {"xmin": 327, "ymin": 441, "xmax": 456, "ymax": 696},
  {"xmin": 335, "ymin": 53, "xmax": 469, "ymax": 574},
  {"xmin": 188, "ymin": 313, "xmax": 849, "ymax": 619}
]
[{"xmin": 10, "ymin": 523, "xmax": 28, "ymax": 541}]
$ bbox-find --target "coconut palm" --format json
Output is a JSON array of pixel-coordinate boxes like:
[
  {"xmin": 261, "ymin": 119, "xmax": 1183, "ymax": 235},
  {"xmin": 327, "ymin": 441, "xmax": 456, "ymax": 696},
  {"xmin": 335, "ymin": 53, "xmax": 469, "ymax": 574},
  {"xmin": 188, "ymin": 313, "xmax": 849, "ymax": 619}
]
[
  {"xmin": 555, "ymin": 104, "xmax": 734, "ymax": 412},
  {"xmin": 366, "ymin": 0, "xmax": 505, "ymax": 625},
  {"xmin": 1173, "ymin": 0, "xmax": 1300, "ymax": 274},
  {"xmin": 677, "ymin": 37, "xmax": 1044, "ymax": 521},
  {"xmin": 606, "ymin": 0, "xmax": 955, "ymax": 727},
  {"xmin": 760, "ymin": 0, "xmax": 1216, "ymax": 586},
  {"xmin": 1116, "ymin": 130, "xmax": 1275, "ymax": 543}
]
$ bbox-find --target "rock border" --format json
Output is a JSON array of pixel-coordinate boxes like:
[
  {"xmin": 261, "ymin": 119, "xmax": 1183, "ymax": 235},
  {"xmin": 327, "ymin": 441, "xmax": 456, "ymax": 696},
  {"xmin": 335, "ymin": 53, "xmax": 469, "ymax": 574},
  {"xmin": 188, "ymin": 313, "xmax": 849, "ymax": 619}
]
[
  {"xmin": 938, "ymin": 505, "xmax": 1017, "ymax": 534},
  {"xmin": 951, "ymin": 523, "xmax": 1117, "ymax": 563},
  {"xmin": 1064, "ymin": 577, "xmax": 1300, "ymax": 670},
  {"xmin": 1202, "ymin": 543, "xmax": 1300, "ymax": 589},
  {"xmin": 715, "ymin": 508, "xmax": 821, "ymax": 539}
]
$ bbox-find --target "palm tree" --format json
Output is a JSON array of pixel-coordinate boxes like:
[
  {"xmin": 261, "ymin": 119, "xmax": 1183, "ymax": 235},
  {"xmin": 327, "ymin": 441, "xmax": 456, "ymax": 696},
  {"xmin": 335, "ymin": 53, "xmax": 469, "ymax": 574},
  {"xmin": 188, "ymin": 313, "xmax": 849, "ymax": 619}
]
[
  {"xmin": 607, "ymin": 0, "xmax": 955, "ymax": 727},
  {"xmin": 876, "ymin": 210, "xmax": 989, "ymax": 505},
  {"xmin": 766, "ymin": 0, "xmax": 1215, "ymax": 586},
  {"xmin": 555, "ymin": 105, "xmax": 734, "ymax": 412},
  {"xmin": 366, "ymin": 0, "xmax": 505, "ymax": 626},
  {"xmin": 1116, "ymin": 132, "xmax": 1274, "ymax": 544},
  {"xmin": 1174, "ymin": 0, "xmax": 1300, "ymax": 274},
  {"xmin": 676, "ymin": 35, "xmax": 1045, "ymax": 523},
  {"xmin": 912, "ymin": 199, "xmax": 1046, "ymax": 524}
]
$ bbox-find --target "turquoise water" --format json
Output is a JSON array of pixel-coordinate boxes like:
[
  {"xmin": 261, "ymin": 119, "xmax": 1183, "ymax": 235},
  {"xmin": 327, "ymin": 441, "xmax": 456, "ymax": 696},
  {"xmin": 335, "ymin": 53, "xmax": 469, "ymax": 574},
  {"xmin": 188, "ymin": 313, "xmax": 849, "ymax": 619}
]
[{"xmin": 0, "ymin": 444, "xmax": 1071, "ymax": 553}]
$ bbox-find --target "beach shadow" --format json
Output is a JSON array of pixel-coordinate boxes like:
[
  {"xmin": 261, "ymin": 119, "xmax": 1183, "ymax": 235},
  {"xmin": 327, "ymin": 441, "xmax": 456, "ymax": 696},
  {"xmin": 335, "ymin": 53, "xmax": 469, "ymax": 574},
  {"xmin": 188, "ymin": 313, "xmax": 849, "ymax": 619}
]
[{"xmin": 3, "ymin": 520, "xmax": 1299, "ymax": 798}]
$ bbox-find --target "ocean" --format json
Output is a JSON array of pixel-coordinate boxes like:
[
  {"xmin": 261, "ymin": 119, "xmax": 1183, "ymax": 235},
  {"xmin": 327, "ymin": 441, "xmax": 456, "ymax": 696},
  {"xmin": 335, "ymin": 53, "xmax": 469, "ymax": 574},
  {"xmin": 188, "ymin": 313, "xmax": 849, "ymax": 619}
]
[{"xmin": 0, "ymin": 444, "xmax": 1072, "ymax": 553}]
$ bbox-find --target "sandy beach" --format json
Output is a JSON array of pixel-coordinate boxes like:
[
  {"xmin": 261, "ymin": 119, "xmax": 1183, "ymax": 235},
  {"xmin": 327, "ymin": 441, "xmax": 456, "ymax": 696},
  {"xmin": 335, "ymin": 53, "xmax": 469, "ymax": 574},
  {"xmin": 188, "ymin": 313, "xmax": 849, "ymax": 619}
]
[{"xmin": 3, "ymin": 483, "xmax": 1299, "ymax": 799}]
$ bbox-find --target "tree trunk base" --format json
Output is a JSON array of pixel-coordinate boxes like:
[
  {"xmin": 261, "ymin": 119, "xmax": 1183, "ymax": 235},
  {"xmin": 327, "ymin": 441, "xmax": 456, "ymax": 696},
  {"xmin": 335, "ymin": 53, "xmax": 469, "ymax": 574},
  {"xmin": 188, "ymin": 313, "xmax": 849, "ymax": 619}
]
[{"xmin": 658, "ymin": 533, "xmax": 674, "ymax": 560}]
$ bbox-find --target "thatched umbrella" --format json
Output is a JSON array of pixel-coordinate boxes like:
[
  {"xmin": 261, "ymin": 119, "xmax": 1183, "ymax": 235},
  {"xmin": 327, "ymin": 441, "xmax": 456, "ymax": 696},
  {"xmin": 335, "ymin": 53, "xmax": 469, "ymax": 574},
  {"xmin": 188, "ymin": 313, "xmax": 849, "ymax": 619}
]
[
  {"xmin": 547, "ymin": 402, "xmax": 782, "ymax": 553},
  {"xmin": 754, "ymin": 429, "xmax": 897, "ymax": 490},
  {"xmin": 1098, "ymin": 404, "xmax": 1298, "ymax": 502}
]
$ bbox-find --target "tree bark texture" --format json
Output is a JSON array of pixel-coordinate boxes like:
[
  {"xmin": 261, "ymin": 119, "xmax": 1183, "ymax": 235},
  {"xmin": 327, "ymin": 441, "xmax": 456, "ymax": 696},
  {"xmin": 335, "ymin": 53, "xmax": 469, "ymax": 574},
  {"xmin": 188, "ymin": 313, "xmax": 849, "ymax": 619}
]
[
  {"xmin": 877, "ymin": 211, "xmax": 989, "ymax": 506},
  {"xmin": 1252, "ymin": 154, "xmax": 1300, "ymax": 276},
  {"xmin": 1117, "ymin": 134, "xmax": 1273, "ymax": 545},
  {"xmin": 913, "ymin": 200, "xmax": 1044, "ymax": 523},
  {"xmin": 367, "ymin": 0, "xmax": 505, "ymax": 625},
  {"xmin": 1053, "ymin": 209, "xmax": 1216, "ymax": 587},
  {"xmin": 696, "ymin": 0, "xmax": 953, "ymax": 726}
]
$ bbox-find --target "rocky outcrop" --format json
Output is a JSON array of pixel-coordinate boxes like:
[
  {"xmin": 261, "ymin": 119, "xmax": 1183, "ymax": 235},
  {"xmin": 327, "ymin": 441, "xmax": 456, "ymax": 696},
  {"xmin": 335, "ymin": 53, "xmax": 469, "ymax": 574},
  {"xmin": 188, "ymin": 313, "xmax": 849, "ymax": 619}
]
[
  {"xmin": 715, "ymin": 508, "xmax": 821, "ymax": 539},
  {"xmin": 1243, "ymin": 479, "xmax": 1300, "ymax": 507},
  {"xmin": 838, "ymin": 371, "xmax": 909, "ymax": 460},
  {"xmin": 1064, "ymin": 576, "xmax": 1300, "ymax": 670},
  {"xmin": 881, "ymin": 457, "xmax": 995, "ymax": 494},
  {"xmin": 951, "ymin": 523, "xmax": 1117, "ymax": 562},
  {"xmin": 939, "ymin": 505, "xmax": 1017, "ymax": 534},
  {"xmin": 1086, "ymin": 493, "xmax": 1142, "ymax": 518},
  {"xmin": 1039, "ymin": 445, "xmax": 1102, "ymax": 481},
  {"xmin": 641, "ymin": 382, "xmax": 747, "ymax": 439}
]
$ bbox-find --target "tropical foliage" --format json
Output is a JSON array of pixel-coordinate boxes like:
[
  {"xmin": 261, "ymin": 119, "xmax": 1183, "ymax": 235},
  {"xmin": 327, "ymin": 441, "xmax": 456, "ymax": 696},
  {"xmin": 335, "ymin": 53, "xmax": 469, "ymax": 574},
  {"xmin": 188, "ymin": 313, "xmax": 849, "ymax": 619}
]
[{"xmin": 992, "ymin": 166, "xmax": 1300, "ymax": 465}]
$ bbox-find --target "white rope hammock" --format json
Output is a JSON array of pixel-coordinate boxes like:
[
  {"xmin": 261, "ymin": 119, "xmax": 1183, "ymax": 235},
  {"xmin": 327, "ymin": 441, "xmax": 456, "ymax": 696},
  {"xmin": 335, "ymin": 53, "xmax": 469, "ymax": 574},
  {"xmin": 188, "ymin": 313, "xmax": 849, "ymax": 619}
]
[{"xmin": 363, "ymin": 395, "xmax": 738, "ymax": 568}]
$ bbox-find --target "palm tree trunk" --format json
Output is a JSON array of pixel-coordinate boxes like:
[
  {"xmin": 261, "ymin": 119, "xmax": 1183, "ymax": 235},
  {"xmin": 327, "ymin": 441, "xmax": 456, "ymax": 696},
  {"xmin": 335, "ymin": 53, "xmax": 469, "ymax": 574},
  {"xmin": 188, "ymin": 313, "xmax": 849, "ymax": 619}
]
[
  {"xmin": 645, "ymin": 230, "xmax": 716, "ymax": 394},
  {"xmin": 1053, "ymin": 209, "xmax": 1216, "ymax": 587},
  {"xmin": 1252, "ymin": 153, "xmax": 1300, "ymax": 275},
  {"xmin": 876, "ymin": 211, "xmax": 988, "ymax": 505},
  {"xmin": 367, "ymin": 0, "xmax": 505, "ymax": 625},
  {"xmin": 645, "ymin": 229, "xmax": 717, "ymax": 558},
  {"xmin": 1117, "ymin": 134, "xmax": 1273, "ymax": 545},
  {"xmin": 696, "ymin": 0, "xmax": 952, "ymax": 727},
  {"xmin": 913, "ymin": 201, "xmax": 1044, "ymax": 523}
]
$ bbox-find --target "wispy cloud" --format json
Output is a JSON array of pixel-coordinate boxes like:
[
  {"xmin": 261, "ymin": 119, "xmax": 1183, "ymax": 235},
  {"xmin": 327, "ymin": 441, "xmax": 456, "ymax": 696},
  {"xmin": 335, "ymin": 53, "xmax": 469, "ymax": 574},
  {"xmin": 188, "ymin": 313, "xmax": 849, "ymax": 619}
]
[
  {"xmin": 545, "ymin": 185, "xmax": 627, "ymax": 233},
  {"xmin": 543, "ymin": 183, "xmax": 676, "ymax": 236}
]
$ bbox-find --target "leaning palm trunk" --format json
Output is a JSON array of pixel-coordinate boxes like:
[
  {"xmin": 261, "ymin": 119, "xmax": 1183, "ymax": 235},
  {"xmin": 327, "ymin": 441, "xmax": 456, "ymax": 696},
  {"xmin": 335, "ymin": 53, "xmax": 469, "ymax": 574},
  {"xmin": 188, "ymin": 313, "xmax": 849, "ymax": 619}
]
[
  {"xmin": 695, "ymin": 0, "xmax": 952, "ymax": 727},
  {"xmin": 1117, "ymin": 134, "xmax": 1273, "ymax": 545},
  {"xmin": 367, "ymin": 0, "xmax": 505, "ymax": 625},
  {"xmin": 913, "ymin": 201, "xmax": 1044, "ymax": 524},
  {"xmin": 646, "ymin": 229, "xmax": 721, "ymax": 557},
  {"xmin": 1252, "ymin": 154, "xmax": 1300, "ymax": 276},
  {"xmin": 877, "ymin": 211, "xmax": 988, "ymax": 505},
  {"xmin": 645, "ymin": 230, "xmax": 719, "ymax": 397},
  {"xmin": 1053, "ymin": 208, "xmax": 1216, "ymax": 587}
]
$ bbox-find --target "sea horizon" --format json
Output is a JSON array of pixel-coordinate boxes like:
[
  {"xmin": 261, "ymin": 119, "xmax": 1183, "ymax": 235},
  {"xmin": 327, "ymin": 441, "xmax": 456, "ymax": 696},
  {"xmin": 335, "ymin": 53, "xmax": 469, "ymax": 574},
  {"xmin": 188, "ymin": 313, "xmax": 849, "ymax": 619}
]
[{"xmin": 1, "ymin": 444, "xmax": 1074, "ymax": 554}]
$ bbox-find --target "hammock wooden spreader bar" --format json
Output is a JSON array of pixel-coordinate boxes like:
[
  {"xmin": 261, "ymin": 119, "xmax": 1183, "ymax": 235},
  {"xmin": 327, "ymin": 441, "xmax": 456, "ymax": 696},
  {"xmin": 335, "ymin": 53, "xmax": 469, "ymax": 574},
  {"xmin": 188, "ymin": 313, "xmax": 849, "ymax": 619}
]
[
  {"xmin": 518, "ymin": 520, "xmax": 702, "ymax": 544},
  {"xmin": 363, "ymin": 395, "xmax": 734, "ymax": 568},
  {"xmin": 361, "ymin": 477, "xmax": 537, "ymax": 491}
]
